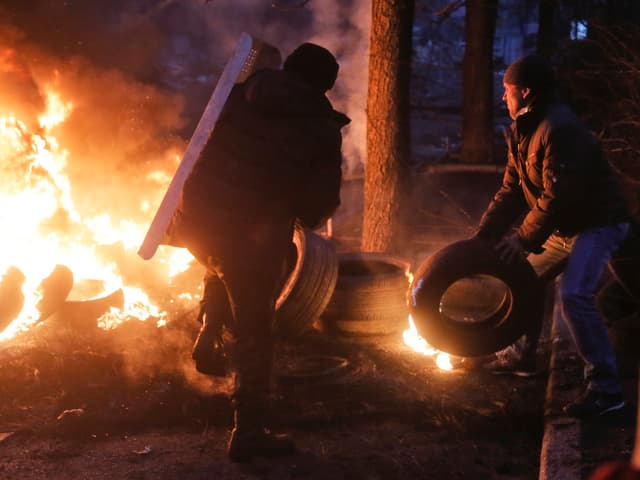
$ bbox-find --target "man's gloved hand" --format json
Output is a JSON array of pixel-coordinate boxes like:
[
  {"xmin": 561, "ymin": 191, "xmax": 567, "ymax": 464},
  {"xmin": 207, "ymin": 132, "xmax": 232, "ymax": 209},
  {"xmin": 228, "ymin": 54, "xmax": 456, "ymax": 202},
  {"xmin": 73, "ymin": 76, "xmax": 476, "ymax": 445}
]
[{"xmin": 495, "ymin": 234, "xmax": 527, "ymax": 265}]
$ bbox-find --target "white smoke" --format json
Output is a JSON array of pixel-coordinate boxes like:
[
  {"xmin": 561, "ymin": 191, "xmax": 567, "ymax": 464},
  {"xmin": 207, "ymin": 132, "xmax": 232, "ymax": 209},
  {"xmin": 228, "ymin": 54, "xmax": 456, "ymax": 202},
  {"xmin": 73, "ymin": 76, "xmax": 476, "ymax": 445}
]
[{"xmin": 190, "ymin": 0, "xmax": 370, "ymax": 175}]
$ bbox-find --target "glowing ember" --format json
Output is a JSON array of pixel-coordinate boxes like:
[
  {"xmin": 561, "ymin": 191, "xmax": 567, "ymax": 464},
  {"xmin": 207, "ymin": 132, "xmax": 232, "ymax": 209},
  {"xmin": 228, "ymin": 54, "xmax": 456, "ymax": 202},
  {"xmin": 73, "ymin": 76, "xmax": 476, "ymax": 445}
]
[{"xmin": 403, "ymin": 315, "xmax": 453, "ymax": 371}]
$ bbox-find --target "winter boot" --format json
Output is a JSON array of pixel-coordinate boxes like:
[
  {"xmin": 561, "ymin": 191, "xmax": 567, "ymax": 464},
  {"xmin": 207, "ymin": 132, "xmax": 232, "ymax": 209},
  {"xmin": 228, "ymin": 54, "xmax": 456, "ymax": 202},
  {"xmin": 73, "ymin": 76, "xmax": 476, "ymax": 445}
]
[
  {"xmin": 191, "ymin": 302, "xmax": 227, "ymax": 376},
  {"xmin": 227, "ymin": 409, "xmax": 296, "ymax": 462},
  {"xmin": 227, "ymin": 427, "xmax": 296, "ymax": 463}
]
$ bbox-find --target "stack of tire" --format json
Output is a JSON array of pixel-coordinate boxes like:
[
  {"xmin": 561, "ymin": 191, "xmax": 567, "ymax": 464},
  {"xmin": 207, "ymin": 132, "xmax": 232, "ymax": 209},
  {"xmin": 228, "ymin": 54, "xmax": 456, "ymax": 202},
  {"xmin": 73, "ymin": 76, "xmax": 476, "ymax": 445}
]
[{"xmin": 321, "ymin": 252, "xmax": 411, "ymax": 336}]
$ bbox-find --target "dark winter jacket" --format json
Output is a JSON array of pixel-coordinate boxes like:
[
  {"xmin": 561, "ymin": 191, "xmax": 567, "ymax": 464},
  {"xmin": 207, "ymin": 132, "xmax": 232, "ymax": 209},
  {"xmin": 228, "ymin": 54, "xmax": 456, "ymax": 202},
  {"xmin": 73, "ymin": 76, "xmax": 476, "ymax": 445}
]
[
  {"xmin": 477, "ymin": 99, "xmax": 629, "ymax": 252},
  {"xmin": 169, "ymin": 68, "xmax": 350, "ymax": 251}
]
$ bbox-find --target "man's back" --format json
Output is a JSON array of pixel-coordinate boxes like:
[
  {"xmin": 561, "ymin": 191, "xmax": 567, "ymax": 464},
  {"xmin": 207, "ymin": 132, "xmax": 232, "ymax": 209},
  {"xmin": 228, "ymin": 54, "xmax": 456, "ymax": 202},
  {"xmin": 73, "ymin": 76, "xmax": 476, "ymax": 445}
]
[{"xmin": 170, "ymin": 67, "xmax": 349, "ymax": 251}]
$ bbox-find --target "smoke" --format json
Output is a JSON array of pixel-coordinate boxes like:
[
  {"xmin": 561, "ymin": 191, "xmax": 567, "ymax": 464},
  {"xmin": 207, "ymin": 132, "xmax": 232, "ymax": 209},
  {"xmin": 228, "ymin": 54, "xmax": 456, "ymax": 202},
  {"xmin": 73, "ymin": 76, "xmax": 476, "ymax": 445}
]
[
  {"xmin": 0, "ymin": 0, "xmax": 370, "ymax": 221},
  {"xmin": 0, "ymin": 0, "xmax": 369, "ymax": 171},
  {"xmin": 0, "ymin": 0, "xmax": 370, "ymax": 389},
  {"xmin": 189, "ymin": 0, "xmax": 371, "ymax": 174},
  {"xmin": 106, "ymin": 314, "xmax": 232, "ymax": 396}
]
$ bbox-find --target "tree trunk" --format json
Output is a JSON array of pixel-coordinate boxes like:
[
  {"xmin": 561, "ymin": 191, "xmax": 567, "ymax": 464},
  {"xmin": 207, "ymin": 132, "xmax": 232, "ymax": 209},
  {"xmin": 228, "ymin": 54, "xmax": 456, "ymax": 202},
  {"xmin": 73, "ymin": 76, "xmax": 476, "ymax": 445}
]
[
  {"xmin": 537, "ymin": 0, "xmax": 558, "ymax": 56},
  {"xmin": 362, "ymin": 0, "xmax": 414, "ymax": 253},
  {"xmin": 461, "ymin": 0, "xmax": 498, "ymax": 164}
]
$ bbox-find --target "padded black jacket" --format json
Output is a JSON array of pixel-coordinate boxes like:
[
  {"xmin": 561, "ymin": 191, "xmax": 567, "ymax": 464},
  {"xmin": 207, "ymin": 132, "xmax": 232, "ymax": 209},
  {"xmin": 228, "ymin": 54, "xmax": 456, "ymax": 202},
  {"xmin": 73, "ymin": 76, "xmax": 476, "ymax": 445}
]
[
  {"xmin": 477, "ymin": 99, "xmax": 629, "ymax": 251},
  {"xmin": 169, "ymin": 68, "xmax": 350, "ymax": 251}
]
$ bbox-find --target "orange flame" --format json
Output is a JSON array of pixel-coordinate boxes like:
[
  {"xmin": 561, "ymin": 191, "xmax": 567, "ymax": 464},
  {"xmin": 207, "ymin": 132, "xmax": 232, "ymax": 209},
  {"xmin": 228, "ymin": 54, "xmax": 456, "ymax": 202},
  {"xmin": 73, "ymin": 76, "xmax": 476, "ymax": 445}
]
[
  {"xmin": 0, "ymin": 83, "xmax": 195, "ymax": 341},
  {"xmin": 403, "ymin": 315, "xmax": 453, "ymax": 371}
]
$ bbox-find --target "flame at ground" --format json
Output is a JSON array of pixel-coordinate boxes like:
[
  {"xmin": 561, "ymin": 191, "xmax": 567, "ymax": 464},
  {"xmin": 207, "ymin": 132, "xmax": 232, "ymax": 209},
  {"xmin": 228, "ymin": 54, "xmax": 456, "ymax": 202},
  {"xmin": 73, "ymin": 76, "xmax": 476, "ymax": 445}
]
[
  {"xmin": 403, "ymin": 315, "xmax": 453, "ymax": 371},
  {"xmin": 0, "ymin": 84, "xmax": 194, "ymax": 341}
]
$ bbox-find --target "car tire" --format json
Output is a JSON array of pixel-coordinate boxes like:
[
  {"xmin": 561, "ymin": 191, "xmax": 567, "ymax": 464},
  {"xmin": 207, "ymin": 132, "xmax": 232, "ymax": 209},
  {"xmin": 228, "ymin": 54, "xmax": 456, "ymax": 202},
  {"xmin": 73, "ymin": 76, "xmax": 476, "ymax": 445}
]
[
  {"xmin": 409, "ymin": 237, "xmax": 544, "ymax": 357},
  {"xmin": 275, "ymin": 227, "xmax": 339, "ymax": 339},
  {"xmin": 321, "ymin": 252, "xmax": 411, "ymax": 336}
]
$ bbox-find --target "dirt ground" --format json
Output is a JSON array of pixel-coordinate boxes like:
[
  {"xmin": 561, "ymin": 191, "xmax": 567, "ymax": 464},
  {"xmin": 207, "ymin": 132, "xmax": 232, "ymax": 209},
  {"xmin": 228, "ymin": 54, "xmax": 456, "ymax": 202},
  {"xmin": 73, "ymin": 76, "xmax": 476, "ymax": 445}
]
[
  {"xmin": 0, "ymin": 317, "xmax": 548, "ymax": 480},
  {"xmin": 1, "ymin": 172, "xmax": 634, "ymax": 480},
  {"xmin": 566, "ymin": 354, "xmax": 639, "ymax": 479},
  {"xmin": 0, "ymin": 171, "xmax": 551, "ymax": 480}
]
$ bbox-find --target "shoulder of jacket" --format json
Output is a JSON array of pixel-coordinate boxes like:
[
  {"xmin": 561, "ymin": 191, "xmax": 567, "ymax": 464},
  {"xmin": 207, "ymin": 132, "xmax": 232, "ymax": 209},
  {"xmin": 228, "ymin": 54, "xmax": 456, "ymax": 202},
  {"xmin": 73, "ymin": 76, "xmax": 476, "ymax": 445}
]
[
  {"xmin": 539, "ymin": 103, "xmax": 582, "ymax": 131},
  {"xmin": 526, "ymin": 104, "xmax": 583, "ymax": 148}
]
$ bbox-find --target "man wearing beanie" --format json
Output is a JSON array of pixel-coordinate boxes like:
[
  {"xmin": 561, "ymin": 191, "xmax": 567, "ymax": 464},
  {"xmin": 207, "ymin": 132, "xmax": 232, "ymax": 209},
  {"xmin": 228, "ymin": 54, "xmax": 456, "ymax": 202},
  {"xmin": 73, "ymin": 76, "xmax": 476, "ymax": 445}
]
[
  {"xmin": 168, "ymin": 42, "xmax": 350, "ymax": 461},
  {"xmin": 476, "ymin": 54, "xmax": 631, "ymax": 417}
]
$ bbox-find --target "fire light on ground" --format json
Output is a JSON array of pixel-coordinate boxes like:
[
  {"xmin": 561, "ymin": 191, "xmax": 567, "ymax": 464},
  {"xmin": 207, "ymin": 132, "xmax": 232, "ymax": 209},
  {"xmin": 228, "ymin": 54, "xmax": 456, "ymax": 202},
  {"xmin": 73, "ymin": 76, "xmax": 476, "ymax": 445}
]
[
  {"xmin": 0, "ymin": 58, "xmax": 195, "ymax": 342},
  {"xmin": 403, "ymin": 315, "xmax": 454, "ymax": 371},
  {"xmin": 402, "ymin": 271, "xmax": 453, "ymax": 371}
]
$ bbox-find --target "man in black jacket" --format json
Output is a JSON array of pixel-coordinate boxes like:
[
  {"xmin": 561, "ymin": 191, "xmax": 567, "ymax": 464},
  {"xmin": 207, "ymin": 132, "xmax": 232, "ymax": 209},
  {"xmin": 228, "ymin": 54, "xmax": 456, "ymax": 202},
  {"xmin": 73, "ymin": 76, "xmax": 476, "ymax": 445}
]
[
  {"xmin": 476, "ymin": 54, "xmax": 631, "ymax": 418},
  {"xmin": 169, "ymin": 43, "xmax": 350, "ymax": 460}
]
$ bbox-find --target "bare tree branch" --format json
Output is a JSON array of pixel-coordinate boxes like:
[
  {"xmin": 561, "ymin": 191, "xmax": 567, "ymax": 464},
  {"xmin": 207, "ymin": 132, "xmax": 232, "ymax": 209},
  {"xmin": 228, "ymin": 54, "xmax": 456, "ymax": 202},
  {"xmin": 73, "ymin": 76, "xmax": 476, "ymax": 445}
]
[
  {"xmin": 556, "ymin": 19, "xmax": 640, "ymax": 205},
  {"xmin": 433, "ymin": 1, "xmax": 465, "ymax": 22}
]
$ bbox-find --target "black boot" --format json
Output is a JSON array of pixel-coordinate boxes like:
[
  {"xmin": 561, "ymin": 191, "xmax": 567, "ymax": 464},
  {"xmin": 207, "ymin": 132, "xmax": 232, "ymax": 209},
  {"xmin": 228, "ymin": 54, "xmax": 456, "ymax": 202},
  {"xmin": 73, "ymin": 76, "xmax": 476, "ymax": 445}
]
[
  {"xmin": 191, "ymin": 275, "xmax": 231, "ymax": 376},
  {"xmin": 191, "ymin": 319, "xmax": 227, "ymax": 376},
  {"xmin": 227, "ymin": 410, "xmax": 296, "ymax": 463},
  {"xmin": 191, "ymin": 299, "xmax": 227, "ymax": 376}
]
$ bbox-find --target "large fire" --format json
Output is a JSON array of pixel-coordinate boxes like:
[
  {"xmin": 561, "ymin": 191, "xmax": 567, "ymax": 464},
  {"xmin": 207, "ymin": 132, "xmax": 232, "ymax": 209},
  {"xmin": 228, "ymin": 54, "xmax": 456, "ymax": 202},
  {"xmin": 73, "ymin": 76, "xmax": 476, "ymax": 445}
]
[{"xmin": 0, "ymin": 53, "xmax": 196, "ymax": 342}]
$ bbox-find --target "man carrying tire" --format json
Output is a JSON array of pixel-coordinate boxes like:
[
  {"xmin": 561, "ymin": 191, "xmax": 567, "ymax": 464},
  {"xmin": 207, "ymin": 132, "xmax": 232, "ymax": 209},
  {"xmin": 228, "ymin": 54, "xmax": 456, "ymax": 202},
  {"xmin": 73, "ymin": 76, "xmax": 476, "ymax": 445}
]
[
  {"xmin": 168, "ymin": 43, "xmax": 350, "ymax": 461},
  {"xmin": 475, "ymin": 54, "xmax": 632, "ymax": 418}
]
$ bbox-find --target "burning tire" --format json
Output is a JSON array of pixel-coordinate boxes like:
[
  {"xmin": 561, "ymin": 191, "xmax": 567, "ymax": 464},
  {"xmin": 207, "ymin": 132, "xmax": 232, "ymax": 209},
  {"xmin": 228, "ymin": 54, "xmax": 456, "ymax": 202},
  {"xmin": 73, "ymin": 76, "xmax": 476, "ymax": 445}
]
[
  {"xmin": 321, "ymin": 252, "xmax": 411, "ymax": 336},
  {"xmin": 274, "ymin": 227, "xmax": 339, "ymax": 339},
  {"xmin": 0, "ymin": 266, "xmax": 26, "ymax": 333},
  {"xmin": 58, "ymin": 288, "xmax": 125, "ymax": 329},
  {"xmin": 409, "ymin": 237, "xmax": 543, "ymax": 357},
  {"xmin": 48, "ymin": 278, "xmax": 125, "ymax": 330},
  {"xmin": 36, "ymin": 264, "xmax": 74, "ymax": 322}
]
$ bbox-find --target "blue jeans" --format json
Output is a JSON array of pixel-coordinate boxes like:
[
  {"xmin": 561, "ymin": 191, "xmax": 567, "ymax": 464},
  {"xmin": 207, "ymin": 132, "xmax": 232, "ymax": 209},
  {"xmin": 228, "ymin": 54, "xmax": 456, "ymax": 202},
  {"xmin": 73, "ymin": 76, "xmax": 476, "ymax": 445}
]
[{"xmin": 527, "ymin": 223, "xmax": 631, "ymax": 394}]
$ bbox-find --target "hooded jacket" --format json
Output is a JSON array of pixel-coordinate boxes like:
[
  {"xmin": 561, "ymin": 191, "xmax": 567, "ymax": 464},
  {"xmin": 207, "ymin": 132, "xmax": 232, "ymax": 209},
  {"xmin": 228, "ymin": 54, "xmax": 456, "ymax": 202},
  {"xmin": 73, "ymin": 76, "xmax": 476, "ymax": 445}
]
[
  {"xmin": 477, "ymin": 99, "xmax": 629, "ymax": 251},
  {"xmin": 169, "ymin": 68, "xmax": 350, "ymax": 251}
]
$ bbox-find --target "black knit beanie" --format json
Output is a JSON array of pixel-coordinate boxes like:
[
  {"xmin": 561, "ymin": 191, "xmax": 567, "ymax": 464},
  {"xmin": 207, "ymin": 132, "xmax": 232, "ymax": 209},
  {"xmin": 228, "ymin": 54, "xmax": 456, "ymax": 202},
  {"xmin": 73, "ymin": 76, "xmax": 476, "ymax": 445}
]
[
  {"xmin": 504, "ymin": 54, "xmax": 555, "ymax": 93},
  {"xmin": 283, "ymin": 43, "xmax": 339, "ymax": 92}
]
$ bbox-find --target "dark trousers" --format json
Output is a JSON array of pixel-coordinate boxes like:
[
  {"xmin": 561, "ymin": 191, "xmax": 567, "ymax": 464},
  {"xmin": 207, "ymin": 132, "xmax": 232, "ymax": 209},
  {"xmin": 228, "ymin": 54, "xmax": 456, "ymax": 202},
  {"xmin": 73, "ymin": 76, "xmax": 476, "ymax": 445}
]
[{"xmin": 191, "ymin": 217, "xmax": 294, "ymax": 416}]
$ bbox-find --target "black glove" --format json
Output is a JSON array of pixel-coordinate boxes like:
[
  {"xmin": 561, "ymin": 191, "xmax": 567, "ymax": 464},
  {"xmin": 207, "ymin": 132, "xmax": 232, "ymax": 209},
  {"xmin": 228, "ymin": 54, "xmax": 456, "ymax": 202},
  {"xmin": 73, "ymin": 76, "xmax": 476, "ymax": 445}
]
[{"xmin": 495, "ymin": 234, "xmax": 527, "ymax": 265}]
